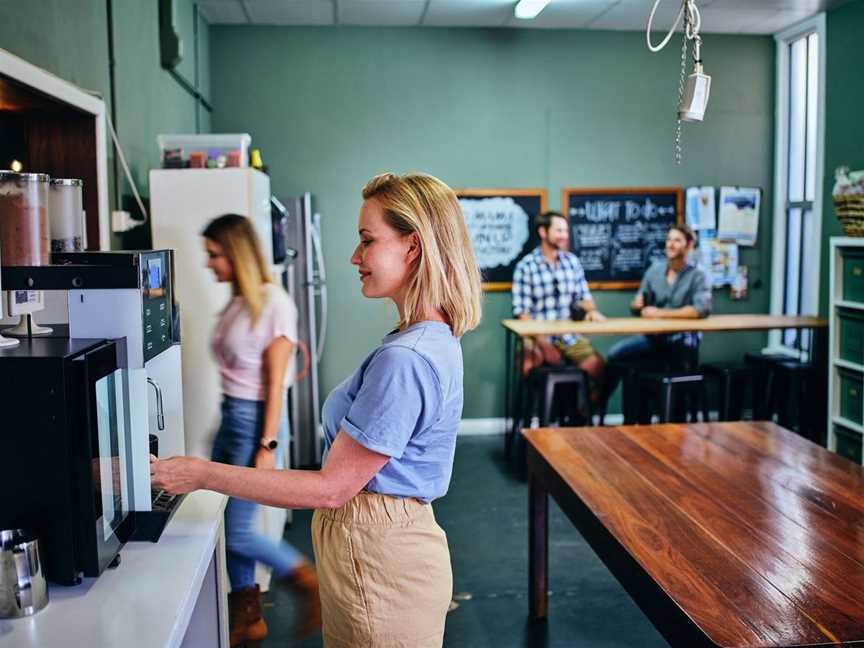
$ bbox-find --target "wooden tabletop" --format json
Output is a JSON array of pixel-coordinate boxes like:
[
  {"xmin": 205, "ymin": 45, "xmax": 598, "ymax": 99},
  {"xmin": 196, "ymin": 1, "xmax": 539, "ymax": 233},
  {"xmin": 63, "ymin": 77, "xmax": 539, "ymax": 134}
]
[
  {"xmin": 502, "ymin": 314, "xmax": 827, "ymax": 337},
  {"xmin": 524, "ymin": 422, "xmax": 864, "ymax": 647}
]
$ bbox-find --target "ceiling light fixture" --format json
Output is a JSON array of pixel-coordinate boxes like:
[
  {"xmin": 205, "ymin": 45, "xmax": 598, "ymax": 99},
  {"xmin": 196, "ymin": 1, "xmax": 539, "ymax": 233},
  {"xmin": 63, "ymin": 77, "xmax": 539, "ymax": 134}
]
[
  {"xmin": 514, "ymin": 0, "xmax": 551, "ymax": 20},
  {"xmin": 646, "ymin": 0, "xmax": 710, "ymax": 164}
]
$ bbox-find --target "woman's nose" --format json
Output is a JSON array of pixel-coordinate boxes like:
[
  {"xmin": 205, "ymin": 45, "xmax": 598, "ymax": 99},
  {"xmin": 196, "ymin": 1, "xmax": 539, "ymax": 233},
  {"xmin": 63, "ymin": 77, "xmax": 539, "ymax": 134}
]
[{"xmin": 350, "ymin": 246, "xmax": 361, "ymax": 265}]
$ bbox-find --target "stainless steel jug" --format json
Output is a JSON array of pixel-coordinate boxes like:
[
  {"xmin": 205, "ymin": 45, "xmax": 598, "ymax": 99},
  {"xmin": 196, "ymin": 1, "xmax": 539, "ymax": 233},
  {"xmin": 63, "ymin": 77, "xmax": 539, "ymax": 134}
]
[{"xmin": 0, "ymin": 529, "xmax": 48, "ymax": 618}]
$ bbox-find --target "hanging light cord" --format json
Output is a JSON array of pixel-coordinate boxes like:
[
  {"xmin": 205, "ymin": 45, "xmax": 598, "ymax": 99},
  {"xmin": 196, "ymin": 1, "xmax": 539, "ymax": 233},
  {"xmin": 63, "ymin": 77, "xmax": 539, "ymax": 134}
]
[{"xmin": 647, "ymin": 0, "xmax": 703, "ymax": 164}]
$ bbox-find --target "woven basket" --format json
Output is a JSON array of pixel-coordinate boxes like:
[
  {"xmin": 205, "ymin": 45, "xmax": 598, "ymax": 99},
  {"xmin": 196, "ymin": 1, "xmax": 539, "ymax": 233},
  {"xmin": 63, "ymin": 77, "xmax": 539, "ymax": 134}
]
[{"xmin": 833, "ymin": 194, "xmax": 864, "ymax": 237}]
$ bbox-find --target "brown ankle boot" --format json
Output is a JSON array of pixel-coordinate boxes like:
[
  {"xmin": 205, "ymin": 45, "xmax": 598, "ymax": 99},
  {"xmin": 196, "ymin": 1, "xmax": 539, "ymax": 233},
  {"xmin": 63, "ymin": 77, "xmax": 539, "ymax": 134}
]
[
  {"xmin": 228, "ymin": 585, "xmax": 268, "ymax": 647},
  {"xmin": 284, "ymin": 561, "xmax": 321, "ymax": 638}
]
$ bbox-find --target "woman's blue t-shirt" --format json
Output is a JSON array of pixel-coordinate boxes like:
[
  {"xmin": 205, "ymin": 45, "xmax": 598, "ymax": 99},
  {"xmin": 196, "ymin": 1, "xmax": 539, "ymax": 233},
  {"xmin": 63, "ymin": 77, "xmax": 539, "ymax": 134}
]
[{"xmin": 321, "ymin": 321, "xmax": 463, "ymax": 503}]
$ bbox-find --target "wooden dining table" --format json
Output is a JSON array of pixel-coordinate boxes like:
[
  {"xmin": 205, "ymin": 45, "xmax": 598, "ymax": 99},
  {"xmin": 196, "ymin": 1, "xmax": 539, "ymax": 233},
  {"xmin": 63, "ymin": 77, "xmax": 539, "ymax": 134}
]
[
  {"xmin": 502, "ymin": 315, "xmax": 828, "ymax": 448},
  {"xmin": 525, "ymin": 422, "xmax": 864, "ymax": 647}
]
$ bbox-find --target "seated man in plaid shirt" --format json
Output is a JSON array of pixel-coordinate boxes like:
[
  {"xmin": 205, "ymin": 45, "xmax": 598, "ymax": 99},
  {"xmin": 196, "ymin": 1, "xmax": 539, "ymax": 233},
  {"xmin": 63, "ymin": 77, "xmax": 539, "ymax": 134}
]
[
  {"xmin": 512, "ymin": 210, "xmax": 607, "ymax": 393},
  {"xmin": 604, "ymin": 224, "xmax": 712, "ymax": 419}
]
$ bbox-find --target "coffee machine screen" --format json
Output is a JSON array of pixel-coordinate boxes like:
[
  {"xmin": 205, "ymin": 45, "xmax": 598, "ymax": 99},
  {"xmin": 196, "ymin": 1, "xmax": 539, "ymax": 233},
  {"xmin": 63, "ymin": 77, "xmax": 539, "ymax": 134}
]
[
  {"xmin": 147, "ymin": 257, "xmax": 163, "ymax": 292},
  {"xmin": 94, "ymin": 369, "xmax": 129, "ymax": 541}
]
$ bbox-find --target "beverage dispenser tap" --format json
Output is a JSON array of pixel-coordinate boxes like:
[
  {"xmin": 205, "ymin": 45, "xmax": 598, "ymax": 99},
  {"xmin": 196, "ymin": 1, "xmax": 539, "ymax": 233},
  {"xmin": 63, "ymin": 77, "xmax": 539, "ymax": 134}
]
[{"xmin": 147, "ymin": 377, "xmax": 165, "ymax": 431}]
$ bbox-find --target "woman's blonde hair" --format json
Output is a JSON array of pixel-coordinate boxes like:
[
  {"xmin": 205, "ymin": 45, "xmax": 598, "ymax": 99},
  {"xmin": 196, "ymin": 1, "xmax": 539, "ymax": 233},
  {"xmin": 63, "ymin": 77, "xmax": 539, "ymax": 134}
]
[
  {"xmin": 202, "ymin": 214, "xmax": 272, "ymax": 323},
  {"xmin": 362, "ymin": 172, "xmax": 482, "ymax": 337}
]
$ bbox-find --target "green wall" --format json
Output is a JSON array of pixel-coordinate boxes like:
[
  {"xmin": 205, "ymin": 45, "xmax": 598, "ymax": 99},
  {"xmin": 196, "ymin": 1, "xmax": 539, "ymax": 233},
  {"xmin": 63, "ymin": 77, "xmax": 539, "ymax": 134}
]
[
  {"xmin": 0, "ymin": 0, "xmax": 212, "ymax": 208},
  {"xmin": 210, "ymin": 26, "xmax": 776, "ymax": 419},
  {"xmin": 822, "ymin": 0, "xmax": 864, "ymax": 316}
]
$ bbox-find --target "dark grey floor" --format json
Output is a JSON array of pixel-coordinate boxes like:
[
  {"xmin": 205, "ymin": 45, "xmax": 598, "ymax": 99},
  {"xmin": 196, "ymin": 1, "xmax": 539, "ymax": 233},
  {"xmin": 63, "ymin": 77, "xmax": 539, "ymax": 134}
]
[{"xmin": 262, "ymin": 435, "xmax": 669, "ymax": 647}]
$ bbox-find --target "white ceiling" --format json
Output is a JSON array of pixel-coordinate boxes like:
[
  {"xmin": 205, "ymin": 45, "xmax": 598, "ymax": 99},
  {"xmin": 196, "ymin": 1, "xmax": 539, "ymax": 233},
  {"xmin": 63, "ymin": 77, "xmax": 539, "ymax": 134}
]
[{"xmin": 197, "ymin": 0, "xmax": 845, "ymax": 35}]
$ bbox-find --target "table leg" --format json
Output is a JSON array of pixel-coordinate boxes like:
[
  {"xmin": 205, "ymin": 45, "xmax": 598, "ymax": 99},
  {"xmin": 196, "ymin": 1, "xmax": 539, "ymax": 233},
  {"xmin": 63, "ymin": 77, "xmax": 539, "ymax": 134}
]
[
  {"xmin": 529, "ymin": 466, "xmax": 549, "ymax": 620},
  {"xmin": 512, "ymin": 336, "xmax": 526, "ymax": 449},
  {"xmin": 505, "ymin": 329, "xmax": 514, "ymax": 454},
  {"xmin": 811, "ymin": 325, "xmax": 829, "ymax": 446}
]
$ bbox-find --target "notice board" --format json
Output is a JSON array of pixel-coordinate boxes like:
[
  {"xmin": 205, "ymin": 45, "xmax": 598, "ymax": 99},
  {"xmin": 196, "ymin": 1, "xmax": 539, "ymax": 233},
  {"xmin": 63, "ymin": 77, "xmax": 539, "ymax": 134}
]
[
  {"xmin": 457, "ymin": 189, "xmax": 547, "ymax": 292},
  {"xmin": 563, "ymin": 187, "xmax": 683, "ymax": 289}
]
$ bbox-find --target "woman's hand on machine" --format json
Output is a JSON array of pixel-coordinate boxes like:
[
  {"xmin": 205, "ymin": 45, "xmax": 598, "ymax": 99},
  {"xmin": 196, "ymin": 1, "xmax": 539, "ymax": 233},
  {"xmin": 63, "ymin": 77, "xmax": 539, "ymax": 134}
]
[{"xmin": 150, "ymin": 454, "xmax": 208, "ymax": 495}]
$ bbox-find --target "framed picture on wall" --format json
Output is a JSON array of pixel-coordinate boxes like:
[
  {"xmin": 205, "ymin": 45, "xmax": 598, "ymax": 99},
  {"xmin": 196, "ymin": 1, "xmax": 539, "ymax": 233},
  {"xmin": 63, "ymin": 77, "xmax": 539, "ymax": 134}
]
[{"xmin": 456, "ymin": 188, "xmax": 548, "ymax": 292}]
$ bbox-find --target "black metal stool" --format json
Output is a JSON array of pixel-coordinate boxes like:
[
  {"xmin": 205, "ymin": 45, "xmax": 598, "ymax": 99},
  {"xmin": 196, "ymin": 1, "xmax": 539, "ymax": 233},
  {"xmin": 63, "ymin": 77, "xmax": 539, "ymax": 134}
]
[
  {"xmin": 744, "ymin": 352, "xmax": 789, "ymax": 420},
  {"xmin": 770, "ymin": 359, "xmax": 820, "ymax": 443},
  {"xmin": 603, "ymin": 359, "xmax": 643, "ymax": 425},
  {"xmin": 637, "ymin": 371, "xmax": 709, "ymax": 424},
  {"xmin": 701, "ymin": 362, "xmax": 756, "ymax": 421},
  {"xmin": 525, "ymin": 365, "xmax": 591, "ymax": 428}
]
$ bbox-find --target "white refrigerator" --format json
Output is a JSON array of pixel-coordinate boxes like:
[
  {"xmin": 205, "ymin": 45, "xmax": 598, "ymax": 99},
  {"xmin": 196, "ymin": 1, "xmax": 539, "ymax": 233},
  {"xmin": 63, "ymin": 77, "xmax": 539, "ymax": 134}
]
[{"xmin": 149, "ymin": 168, "xmax": 287, "ymax": 588}]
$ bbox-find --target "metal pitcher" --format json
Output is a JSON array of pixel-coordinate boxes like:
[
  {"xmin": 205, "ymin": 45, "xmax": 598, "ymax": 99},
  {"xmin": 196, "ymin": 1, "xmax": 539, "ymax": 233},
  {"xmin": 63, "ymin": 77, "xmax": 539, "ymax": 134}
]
[{"xmin": 0, "ymin": 529, "xmax": 48, "ymax": 618}]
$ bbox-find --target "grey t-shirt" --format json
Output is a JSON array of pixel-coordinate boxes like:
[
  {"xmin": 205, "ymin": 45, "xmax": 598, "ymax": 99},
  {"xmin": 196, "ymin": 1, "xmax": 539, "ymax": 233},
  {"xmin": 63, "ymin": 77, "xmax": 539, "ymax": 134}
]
[
  {"xmin": 321, "ymin": 321, "xmax": 463, "ymax": 503},
  {"xmin": 638, "ymin": 261, "xmax": 712, "ymax": 317}
]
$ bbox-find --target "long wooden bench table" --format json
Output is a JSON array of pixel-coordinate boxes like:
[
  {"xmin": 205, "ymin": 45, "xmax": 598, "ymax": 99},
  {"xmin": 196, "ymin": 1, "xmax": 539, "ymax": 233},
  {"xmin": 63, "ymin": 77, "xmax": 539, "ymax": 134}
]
[
  {"xmin": 525, "ymin": 422, "xmax": 864, "ymax": 647},
  {"xmin": 502, "ymin": 315, "xmax": 828, "ymax": 449}
]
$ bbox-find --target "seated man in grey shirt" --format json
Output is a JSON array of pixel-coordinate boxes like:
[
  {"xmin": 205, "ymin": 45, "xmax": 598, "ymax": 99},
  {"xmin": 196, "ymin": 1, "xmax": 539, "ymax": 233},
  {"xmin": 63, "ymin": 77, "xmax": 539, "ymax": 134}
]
[{"xmin": 604, "ymin": 224, "xmax": 712, "ymax": 419}]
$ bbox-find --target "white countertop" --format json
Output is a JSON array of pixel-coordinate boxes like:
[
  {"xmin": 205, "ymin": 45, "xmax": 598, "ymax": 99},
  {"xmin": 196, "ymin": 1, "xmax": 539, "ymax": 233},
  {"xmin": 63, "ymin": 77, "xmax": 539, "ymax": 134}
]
[{"xmin": 0, "ymin": 490, "xmax": 227, "ymax": 647}]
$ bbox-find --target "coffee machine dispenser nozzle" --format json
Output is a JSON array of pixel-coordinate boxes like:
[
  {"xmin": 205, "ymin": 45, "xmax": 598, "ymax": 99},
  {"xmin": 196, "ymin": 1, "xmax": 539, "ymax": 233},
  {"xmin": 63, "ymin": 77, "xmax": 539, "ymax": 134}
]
[{"xmin": 147, "ymin": 377, "xmax": 165, "ymax": 431}]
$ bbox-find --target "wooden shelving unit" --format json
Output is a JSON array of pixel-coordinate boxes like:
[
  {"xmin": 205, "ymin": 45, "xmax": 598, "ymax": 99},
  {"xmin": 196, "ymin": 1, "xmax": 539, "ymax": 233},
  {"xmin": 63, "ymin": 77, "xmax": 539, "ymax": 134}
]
[
  {"xmin": 828, "ymin": 237, "xmax": 864, "ymax": 464},
  {"xmin": 0, "ymin": 47, "xmax": 109, "ymax": 250}
]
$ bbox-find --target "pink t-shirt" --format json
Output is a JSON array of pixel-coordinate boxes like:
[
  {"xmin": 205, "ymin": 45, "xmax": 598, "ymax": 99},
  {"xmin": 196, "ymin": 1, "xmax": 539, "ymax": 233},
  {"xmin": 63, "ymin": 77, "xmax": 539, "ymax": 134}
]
[{"xmin": 211, "ymin": 283, "xmax": 298, "ymax": 401}]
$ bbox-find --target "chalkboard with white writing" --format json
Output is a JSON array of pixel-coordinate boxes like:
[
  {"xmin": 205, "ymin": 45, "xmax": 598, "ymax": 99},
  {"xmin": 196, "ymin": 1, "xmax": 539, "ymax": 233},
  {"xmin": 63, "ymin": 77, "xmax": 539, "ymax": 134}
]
[
  {"xmin": 457, "ymin": 189, "xmax": 547, "ymax": 291},
  {"xmin": 563, "ymin": 187, "xmax": 683, "ymax": 289}
]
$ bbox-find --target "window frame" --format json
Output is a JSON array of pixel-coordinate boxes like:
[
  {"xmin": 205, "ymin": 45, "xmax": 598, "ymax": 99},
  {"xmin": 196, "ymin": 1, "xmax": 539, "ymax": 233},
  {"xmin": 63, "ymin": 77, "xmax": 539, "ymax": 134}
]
[{"xmin": 768, "ymin": 14, "xmax": 826, "ymax": 357}]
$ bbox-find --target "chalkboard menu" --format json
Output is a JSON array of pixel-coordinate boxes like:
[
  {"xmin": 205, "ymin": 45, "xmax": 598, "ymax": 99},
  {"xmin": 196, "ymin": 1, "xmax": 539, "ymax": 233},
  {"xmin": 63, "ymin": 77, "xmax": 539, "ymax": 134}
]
[
  {"xmin": 457, "ymin": 189, "xmax": 547, "ymax": 291},
  {"xmin": 563, "ymin": 187, "xmax": 683, "ymax": 289}
]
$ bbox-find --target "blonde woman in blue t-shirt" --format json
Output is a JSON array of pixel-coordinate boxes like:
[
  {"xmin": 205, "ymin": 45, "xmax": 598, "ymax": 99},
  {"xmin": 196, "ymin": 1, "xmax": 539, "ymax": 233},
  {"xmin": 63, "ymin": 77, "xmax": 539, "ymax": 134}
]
[{"xmin": 152, "ymin": 172, "xmax": 483, "ymax": 647}]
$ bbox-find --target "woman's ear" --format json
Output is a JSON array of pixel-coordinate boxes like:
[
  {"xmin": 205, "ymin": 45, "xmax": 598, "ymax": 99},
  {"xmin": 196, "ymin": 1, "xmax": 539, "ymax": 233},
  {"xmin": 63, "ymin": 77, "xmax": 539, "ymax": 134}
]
[{"xmin": 406, "ymin": 232, "xmax": 421, "ymax": 263}]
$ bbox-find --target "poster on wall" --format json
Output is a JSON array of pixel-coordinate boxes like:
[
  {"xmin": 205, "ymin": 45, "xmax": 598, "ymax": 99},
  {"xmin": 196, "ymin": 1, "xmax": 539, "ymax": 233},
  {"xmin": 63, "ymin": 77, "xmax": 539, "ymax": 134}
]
[
  {"xmin": 695, "ymin": 230, "xmax": 739, "ymax": 287},
  {"xmin": 717, "ymin": 186, "xmax": 761, "ymax": 246},
  {"xmin": 685, "ymin": 186, "xmax": 717, "ymax": 230},
  {"xmin": 457, "ymin": 189, "xmax": 547, "ymax": 292}
]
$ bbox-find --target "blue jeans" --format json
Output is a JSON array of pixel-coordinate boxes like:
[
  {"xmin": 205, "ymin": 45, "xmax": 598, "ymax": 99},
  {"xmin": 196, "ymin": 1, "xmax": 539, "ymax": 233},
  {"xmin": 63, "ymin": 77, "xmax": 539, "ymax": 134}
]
[{"xmin": 211, "ymin": 395, "xmax": 302, "ymax": 591}]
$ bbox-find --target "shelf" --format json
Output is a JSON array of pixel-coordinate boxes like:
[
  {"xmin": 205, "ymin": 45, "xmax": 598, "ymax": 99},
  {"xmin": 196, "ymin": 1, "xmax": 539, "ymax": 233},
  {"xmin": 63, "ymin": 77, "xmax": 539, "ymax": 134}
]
[
  {"xmin": 832, "ymin": 237, "xmax": 864, "ymax": 248},
  {"xmin": 833, "ymin": 416, "xmax": 864, "ymax": 435},
  {"xmin": 836, "ymin": 300, "xmax": 864, "ymax": 311},
  {"xmin": 833, "ymin": 358, "xmax": 864, "ymax": 373}
]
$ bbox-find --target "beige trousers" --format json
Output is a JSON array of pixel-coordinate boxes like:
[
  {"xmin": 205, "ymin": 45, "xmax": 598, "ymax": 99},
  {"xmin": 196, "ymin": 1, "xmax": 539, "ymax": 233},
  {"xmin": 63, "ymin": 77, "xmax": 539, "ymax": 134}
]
[{"xmin": 311, "ymin": 492, "xmax": 453, "ymax": 648}]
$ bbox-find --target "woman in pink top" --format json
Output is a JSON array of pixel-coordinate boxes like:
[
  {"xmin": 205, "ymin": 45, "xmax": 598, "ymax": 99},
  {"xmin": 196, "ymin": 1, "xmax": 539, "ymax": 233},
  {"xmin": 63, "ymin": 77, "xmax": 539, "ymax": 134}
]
[{"xmin": 202, "ymin": 214, "xmax": 319, "ymax": 646}]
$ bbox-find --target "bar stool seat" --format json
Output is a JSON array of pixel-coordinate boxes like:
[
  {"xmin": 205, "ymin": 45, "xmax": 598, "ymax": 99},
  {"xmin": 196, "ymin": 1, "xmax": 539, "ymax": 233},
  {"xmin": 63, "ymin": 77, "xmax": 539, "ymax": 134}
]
[
  {"xmin": 637, "ymin": 370, "xmax": 709, "ymax": 424},
  {"xmin": 701, "ymin": 362, "xmax": 756, "ymax": 421}
]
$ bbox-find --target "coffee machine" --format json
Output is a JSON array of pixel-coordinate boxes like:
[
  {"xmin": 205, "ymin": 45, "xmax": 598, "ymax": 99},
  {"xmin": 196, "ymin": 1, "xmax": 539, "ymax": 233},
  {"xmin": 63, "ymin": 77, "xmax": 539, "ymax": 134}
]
[
  {"xmin": 0, "ymin": 337, "xmax": 134, "ymax": 584},
  {"xmin": 0, "ymin": 250, "xmax": 186, "ymax": 581},
  {"xmin": 49, "ymin": 250, "xmax": 186, "ymax": 514}
]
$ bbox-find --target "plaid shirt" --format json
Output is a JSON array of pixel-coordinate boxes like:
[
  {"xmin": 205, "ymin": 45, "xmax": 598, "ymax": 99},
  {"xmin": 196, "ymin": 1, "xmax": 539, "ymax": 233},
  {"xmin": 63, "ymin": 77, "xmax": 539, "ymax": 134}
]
[{"xmin": 512, "ymin": 248, "xmax": 592, "ymax": 346}]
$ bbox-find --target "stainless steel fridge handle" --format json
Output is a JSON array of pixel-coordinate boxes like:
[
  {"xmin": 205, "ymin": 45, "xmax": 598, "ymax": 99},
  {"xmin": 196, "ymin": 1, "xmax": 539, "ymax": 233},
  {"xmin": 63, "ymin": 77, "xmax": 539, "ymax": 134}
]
[
  {"xmin": 147, "ymin": 377, "xmax": 165, "ymax": 431},
  {"xmin": 311, "ymin": 218, "xmax": 328, "ymax": 362}
]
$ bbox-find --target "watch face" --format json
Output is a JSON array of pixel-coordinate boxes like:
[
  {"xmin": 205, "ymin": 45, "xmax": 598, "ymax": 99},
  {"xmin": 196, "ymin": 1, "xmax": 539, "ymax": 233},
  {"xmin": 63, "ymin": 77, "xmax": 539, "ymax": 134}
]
[{"xmin": 264, "ymin": 439, "xmax": 278, "ymax": 450}]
